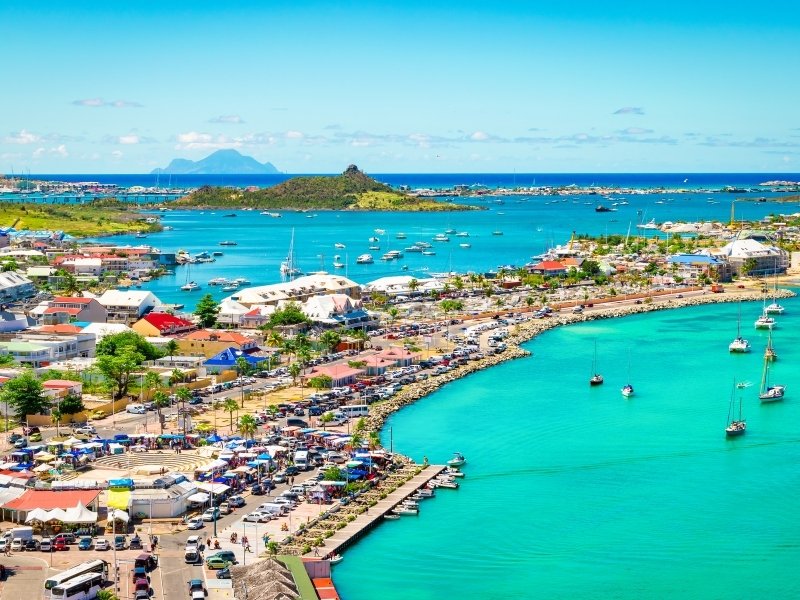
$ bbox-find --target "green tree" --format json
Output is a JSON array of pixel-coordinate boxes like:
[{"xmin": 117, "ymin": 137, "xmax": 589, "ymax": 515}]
[
  {"xmin": 349, "ymin": 432, "xmax": 364, "ymax": 450},
  {"xmin": 58, "ymin": 393, "xmax": 85, "ymax": 415},
  {"xmin": 0, "ymin": 371, "xmax": 49, "ymax": 422},
  {"xmin": 51, "ymin": 407, "xmax": 63, "ymax": 437},
  {"xmin": 152, "ymin": 390, "xmax": 170, "ymax": 434},
  {"xmin": 742, "ymin": 258, "xmax": 758, "ymax": 276},
  {"xmin": 0, "ymin": 353, "xmax": 15, "ymax": 367},
  {"xmin": 238, "ymin": 414, "xmax": 258, "ymax": 440},
  {"xmin": 319, "ymin": 330, "xmax": 341, "ymax": 354},
  {"xmin": 235, "ymin": 356, "xmax": 251, "ymax": 377},
  {"xmin": 408, "ymin": 278, "xmax": 419, "ymax": 293},
  {"xmin": 169, "ymin": 369, "xmax": 186, "ymax": 385},
  {"xmin": 288, "ymin": 362, "xmax": 301, "ymax": 386},
  {"xmin": 97, "ymin": 590, "xmax": 120, "ymax": 600},
  {"xmin": 194, "ymin": 293, "xmax": 220, "ymax": 328},
  {"xmin": 164, "ymin": 339, "xmax": 179, "ymax": 364},
  {"xmin": 385, "ymin": 307, "xmax": 400, "ymax": 325},
  {"xmin": 97, "ymin": 331, "xmax": 162, "ymax": 361},
  {"xmin": 319, "ymin": 411, "xmax": 334, "ymax": 430},
  {"xmin": 95, "ymin": 346, "xmax": 145, "ymax": 400},
  {"xmin": 323, "ymin": 465, "xmax": 344, "ymax": 481},
  {"xmin": 267, "ymin": 302, "xmax": 310, "ymax": 328},
  {"xmin": 223, "ymin": 398, "xmax": 239, "ymax": 432},
  {"xmin": 308, "ymin": 375, "xmax": 332, "ymax": 391},
  {"xmin": 175, "ymin": 386, "xmax": 193, "ymax": 436}
]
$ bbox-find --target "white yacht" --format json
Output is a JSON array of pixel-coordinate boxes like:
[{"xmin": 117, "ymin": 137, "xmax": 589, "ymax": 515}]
[
  {"xmin": 356, "ymin": 254, "xmax": 374, "ymax": 264},
  {"xmin": 754, "ymin": 314, "xmax": 775, "ymax": 329},
  {"xmin": 433, "ymin": 234, "xmax": 450, "ymax": 242},
  {"xmin": 395, "ymin": 232, "xmax": 407, "ymax": 239},
  {"xmin": 764, "ymin": 301, "xmax": 785, "ymax": 315},
  {"xmin": 455, "ymin": 231, "xmax": 470, "ymax": 237},
  {"xmin": 728, "ymin": 337, "xmax": 751, "ymax": 353},
  {"xmin": 334, "ymin": 242, "xmax": 346, "ymax": 249},
  {"xmin": 459, "ymin": 243, "xmax": 471, "ymax": 248}
]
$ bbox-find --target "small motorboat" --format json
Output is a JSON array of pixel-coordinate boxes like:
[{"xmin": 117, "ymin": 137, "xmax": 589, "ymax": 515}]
[
  {"xmin": 392, "ymin": 505, "xmax": 419, "ymax": 515},
  {"xmin": 329, "ymin": 554, "xmax": 344, "ymax": 565},
  {"xmin": 415, "ymin": 487, "xmax": 435, "ymax": 498},
  {"xmin": 621, "ymin": 384, "xmax": 634, "ymax": 398},
  {"xmin": 384, "ymin": 514, "xmax": 401, "ymax": 520},
  {"xmin": 442, "ymin": 467, "xmax": 465, "ymax": 478},
  {"xmin": 432, "ymin": 478, "xmax": 459, "ymax": 489},
  {"xmin": 447, "ymin": 452, "xmax": 467, "ymax": 467}
]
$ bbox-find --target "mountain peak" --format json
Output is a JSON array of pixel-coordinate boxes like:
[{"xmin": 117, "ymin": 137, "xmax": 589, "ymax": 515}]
[{"xmin": 151, "ymin": 150, "xmax": 279, "ymax": 175}]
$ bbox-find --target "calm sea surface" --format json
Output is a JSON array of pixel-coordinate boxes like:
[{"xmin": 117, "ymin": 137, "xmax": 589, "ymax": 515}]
[
  {"xmin": 84, "ymin": 190, "xmax": 798, "ymax": 310},
  {"xmin": 335, "ymin": 297, "xmax": 800, "ymax": 599}
]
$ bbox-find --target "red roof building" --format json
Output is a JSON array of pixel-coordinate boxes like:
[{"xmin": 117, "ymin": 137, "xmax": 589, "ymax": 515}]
[
  {"xmin": 2, "ymin": 489, "xmax": 100, "ymax": 513},
  {"xmin": 132, "ymin": 312, "xmax": 196, "ymax": 337},
  {"xmin": 526, "ymin": 260, "xmax": 568, "ymax": 275}
]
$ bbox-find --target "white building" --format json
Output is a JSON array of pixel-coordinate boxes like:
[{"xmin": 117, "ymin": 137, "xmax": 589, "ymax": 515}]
[
  {"xmin": 0, "ymin": 272, "xmax": 35, "ymax": 302},
  {"xmin": 716, "ymin": 239, "xmax": 788, "ymax": 276},
  {"xmin": 98, "ymin": 289, "xmax": 160, "ymax": 324},
  {"xmin": 226, "ymin": 272, "xmax": 361, "ymax": 307}
]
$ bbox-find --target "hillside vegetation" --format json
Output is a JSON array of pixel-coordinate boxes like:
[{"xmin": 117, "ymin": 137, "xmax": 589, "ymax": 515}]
[
  {"xmin": 0, "ymin": 200, "xmax": 162, "ymax": 237},
  {"xmin": 173, "ymin": 165, "xmax": 474, "ymax": 211}
]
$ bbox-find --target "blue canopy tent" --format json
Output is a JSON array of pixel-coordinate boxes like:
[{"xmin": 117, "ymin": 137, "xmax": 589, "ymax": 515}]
[{"xmin": 206, "ymin": 434, "xmax": 222, "ymax": 443}]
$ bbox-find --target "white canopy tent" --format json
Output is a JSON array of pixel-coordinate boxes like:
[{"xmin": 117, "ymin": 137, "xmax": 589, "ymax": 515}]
[{"xmin": 187, "ymin": 492, "xmax": 210, "ymax": 503}]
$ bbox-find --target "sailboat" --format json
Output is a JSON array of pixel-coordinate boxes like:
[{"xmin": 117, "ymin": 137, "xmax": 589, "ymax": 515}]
[
  {"xmin": 728, "ymin": 301, "xmax": 751, "ymax": 353},
  {"xmin": 725, "ymin": 380, "xmax": 747, "ymax": 437},
  {"xmin": 754, "ymin": 297, "xmax": 775, "ymax": 329},
  {"xmin": 621, "ymin": 350, "xmax": 634, "ymax": 397},
  {"xmin": 280, "ymin": 228, "xmax": 302, "ymax": 279},
  {"xmin": 764, "ymin": 330, "xmax": 777, "ymax": 362},
  {"xmin": 764, "ymin": 270, "xmax": 785, "ymax": 314},
  {"xmin": 180, "ymin": 262, "xmax": 200, "ymax": 292},
  {"xmin": 589, "ymin": 341, "xmax": 603, "ymax": 386},
  {"xmin": 333, "ymin": 254, "xmax": 345, "ymax": 269},
  {"xmin": 758, "ymin": 345, "xmax": 785, "ymax": 402}
]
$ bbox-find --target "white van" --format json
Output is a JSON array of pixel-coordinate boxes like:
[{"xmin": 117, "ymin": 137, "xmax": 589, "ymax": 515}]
[
  {"xmin": 339, "ymin": 404, "xmax": 369, "ymax": 418},
  {"xmin": 258, "ymin": 503, "xmax": 289, "ymax": 517},
  {"xmin": 321, "ymin": 411, "xmax": 348, "ymax": 427},
  {"xmin": 293, "ymin": 450, "xmax": 309, "ymax": 471},
  {"xmin": 126, "ymin": 403, "xmax": 146, "ymax": 414}
]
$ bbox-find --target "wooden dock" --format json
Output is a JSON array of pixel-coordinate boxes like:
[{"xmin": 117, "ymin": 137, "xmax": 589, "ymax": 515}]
[{"xmin": 305, "ymin": 464, "xmax": 447, "ymax": 557}]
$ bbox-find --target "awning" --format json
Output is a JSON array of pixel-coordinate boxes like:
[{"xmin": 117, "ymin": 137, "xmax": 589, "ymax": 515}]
[
  {"xmin": 64, "ymin": 501, "xmax": 98, "ymax": 524},
  {"xmin": 187, "ymin": 492, "xmax": 210, "ymax": 503},
  {"xmin": 109, "ymin": 509, "xmax": 129, "ymax": 523},
  {"xmin": 196, "ymin": 482, "xmax": 230, "ymax": 494},
  {"xmin": 107, "ymin": 489, "xmax": 131, "ymax": 510},
  {"xmin": 25, "ymin": 507, "xmax": 50, "ymax": 522}
]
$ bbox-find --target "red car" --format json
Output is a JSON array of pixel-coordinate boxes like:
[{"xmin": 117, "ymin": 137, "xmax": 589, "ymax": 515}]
[{"xmin": 53, "ymin": 539, "xmax": 68, "ymax": 551}]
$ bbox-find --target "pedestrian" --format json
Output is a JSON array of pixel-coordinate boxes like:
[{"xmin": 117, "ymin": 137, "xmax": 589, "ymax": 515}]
[{"xmin": 313, "ymin": 547, "xmax": 319, "ymax": 557}]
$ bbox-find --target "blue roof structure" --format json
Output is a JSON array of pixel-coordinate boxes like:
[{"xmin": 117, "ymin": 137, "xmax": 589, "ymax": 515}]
[
  {"xmin": 204, "ymin": 347, "xmax": 267, "ymax": 368},
  {"xmin": 667, "ymin": 253, "xmax": 720, "ymax": 265}
]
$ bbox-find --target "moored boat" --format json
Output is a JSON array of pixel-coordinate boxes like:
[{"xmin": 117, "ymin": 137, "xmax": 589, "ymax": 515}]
[
  {"xmin": 446, "ymin": 452, "xmax": 466, "ymax": 467},
  {"xmin": 356, "ymin": 253, "xmax": 374, "ymax": 264},
  {"xmin": 726, "ymin": 381, "xmax": 747, "ymax": 437}
]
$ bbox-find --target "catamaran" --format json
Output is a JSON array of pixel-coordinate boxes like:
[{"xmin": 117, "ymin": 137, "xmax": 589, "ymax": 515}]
[
  {"xmin": 729, "ymin": 302, "xmax": 751, "ymax": 353},
  {"xmin": 280, "ymin": 228, "xmax": 302, "ymax": 279}
]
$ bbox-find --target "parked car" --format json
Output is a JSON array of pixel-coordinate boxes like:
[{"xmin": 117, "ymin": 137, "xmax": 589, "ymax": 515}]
[
  {"xmin": 40, "ymin": 537, "xmax": 53, "ymax": 552},
  {"xmin": 243, "ymin": 511, "xmax": 270, "ymax": 523},
  {"xmin": 201, "ymin": 508, "xmax": 220, "ymax": 522},
  {"xmin": 10, "ymin": 538, "xmax": 23, "ymax": 552},
  {"xmin": 205, "ymin": 556, "xmax": 232, "ymax": 570},
  {"xmin": 8, "ymin": 433, "xmax": 22, "ymax": 443},
  {"xmin": 94, "ymin": 538, "xmax": 109, "ymax": 551},
  {"xmin": 206, "ymin": 550, "xmax": 237, "ymax": 565},
  {"xmin": 188, "ymin": 579, "xmax": 205, "ymax": 598},
  {"xmin": 53, "ymin": 538, "xmax": 67, "ymax": 551},
  {"xmin": 114, "ymin": 535, "xmax": 127, "ymax": 550},
  {"xmin": 23, "ymin": 538, "xmax": 40, "ymax": 551},
  {"xmin": 54, "ymin": 533, "xmax": 77, "ymax": 545},
  {"xmin": 187, "ymin": 518, "xmax": 204, "ymax": 530},
  {"xmin": 216, "ymin": 567, "xmax": 231, "ymax": 580},
  {"xmin": 78, "ymin": 536, "xmax": 93, "ymax": 550},
  {"xmin": 13, "ymin": 437, "xmax": 28, "ymax": 449},
  {"xmin": 227, "ymin": 495, "xmax": 245, "ymax": 508},
  {"xmin": 74, "ymin": 425, "xmax": 96, "ymax": 435},
  {"xmin": 218, "ymin": 502, "xmax": 232, "ymax": 515},
  {"xmin": 250, "ymin": 483, "xmax": 266, "ymax": 495}
]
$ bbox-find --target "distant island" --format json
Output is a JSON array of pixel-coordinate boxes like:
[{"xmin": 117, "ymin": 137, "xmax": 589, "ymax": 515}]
[
  {"xmin": 171, "ymin": 165, "xmax": 476, "ymax": 211},
  {"xmin": 151, "ymin": 149, "xmax": 279, "ymax": 175}
]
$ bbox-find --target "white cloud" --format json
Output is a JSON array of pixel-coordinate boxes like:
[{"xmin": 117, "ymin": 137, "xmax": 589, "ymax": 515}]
[
  {"xmin": 51, "ymin": 144, "xmax": 68, "ymax": 157},
  {"xmin": 209, "ymin": 115, "xmax": 245, "ymax": 124},
  {"xmin": 174, "ymin": 131, "xmax": 242, "ymax": 150},
  {"xmin": 30, "ymin": 145, "xmax": 68, "ymax": 159},
  {"xmin": 285, "ymin": 130, "xmax": 304, "ymax": 139},
  {"xmin": 470, "ymin": 131, "xmax": 490, "ymax": 141},
  {"xmin": 72, "ymin": 98, "xmax": 142, "ymax": 108},
  {"xmin": 118, "ymin": 134, "xmax": 140, "ymax": 145},
  {"xmin": 619, "ymin": 127, "xmax": 654, "ymax": 135},
  {"xmin": 111, "ymin": 150, "xmax": 123, "ymax": 159},
  {"xmin": 613, "ymin": 106, "xmax": 645, "ymax": 115},
  {"xmin": 5, "ymin": 129, "xmax": 40, "ymax": 144},
  {"xmin": 32, "ymin": 147, "xmax": 45, "ymax": 158}
]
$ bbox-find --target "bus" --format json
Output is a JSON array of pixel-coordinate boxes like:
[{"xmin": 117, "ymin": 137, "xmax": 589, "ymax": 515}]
[
  {"xmin": 340, "ymin": 404, "xmax": 369, "ymax": 418},
  {"xmin": 44, "ymin": 560, "xmax": 109, "ymax": 591},
  {"xmin": 50, "ymin": 572, "xmax": 104, "ymax": 600}
]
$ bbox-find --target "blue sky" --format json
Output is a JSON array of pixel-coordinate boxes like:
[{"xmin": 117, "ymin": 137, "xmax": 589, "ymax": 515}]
[{"xmin": 2, "ymin": 1, "xmax": 799, "ymax": 174}]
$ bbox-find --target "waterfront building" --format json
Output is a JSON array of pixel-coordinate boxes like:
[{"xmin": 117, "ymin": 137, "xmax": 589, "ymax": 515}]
[
  {"xmin": 715, "ymin": 238, "xmax": 788, "ymax": 276},
  {"xmin": 227, "ymin": 273, "xmax": 361, "ymax": 308},
  {"xmin": 97, "ymin": 289, "xmax": 161, "ymax": 324},
  {"xmin": 667, "ymin": 253, "xmax": 732, "ymax": 283},
  {"xmin": 0, "ymin": 331, "xmax": 95, "ymax": 367}
]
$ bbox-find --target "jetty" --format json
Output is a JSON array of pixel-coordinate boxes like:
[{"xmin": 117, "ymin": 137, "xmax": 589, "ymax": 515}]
[{"xmin": 301, "ymin": 464, "xmax": 446, "ymax": 558}]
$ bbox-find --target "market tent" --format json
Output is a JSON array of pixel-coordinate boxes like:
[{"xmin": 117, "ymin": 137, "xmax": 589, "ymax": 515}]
[
  {"xmin": 46, "ymin": 508, "xmax": 69, "ymax": 522},
  {"xmin": 196, "ymin": 482, "xmax": 230, "ymax": 494},
  {"xmin": 34, "ymin": 451, "xmax": 56, "ymax": 461},
  {"xmin": 63, "ymin": 437, "xmax": 83, "ymax": 446},
  {"xmin": 25, "ymin": 507, "xmax": 50, "ymax": 523},
  {"xmin": 33, "ymin": 463, "xmax": 52, "ymax": 472},
  {"xmin": 108, "ymin": 509, "xmax": 129, "ymax": 523},
  {"xmin": 206, "ymin": 434, "xmax": 222, "ymax": 443},
  {"xmin": 187, "ymin": 492, "xmax": 210, "ymax": 503},
  {"xmin": 64, "ymin": 501, "xmax": 98, "ymax": 523}
]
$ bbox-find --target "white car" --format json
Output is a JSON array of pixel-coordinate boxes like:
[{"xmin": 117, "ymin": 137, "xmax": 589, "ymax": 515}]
[
  {"xmin": 187, "ymin": 517, "xmax": 204, "ymax": 530},
  {"xmin": 186, "ymin": 535, "xmax": 202, "ymax": 547},
  {"xmin": 10, "ymin": 538, "xmax": 23, "ymax": 551},
  {"xmin": 94, "ymin": 538, "xmax": 109, "ymax": 551},
  {"xmin": 243, "ymin": 511, "xmax": 271, "ymax": 523},
  {"xmin": 74, "ymin": 425, "xmax": 96, "ymax": 435},
  {"xmin": 271, "ymin": 497, "xmax": 296, "ymax": 509}
]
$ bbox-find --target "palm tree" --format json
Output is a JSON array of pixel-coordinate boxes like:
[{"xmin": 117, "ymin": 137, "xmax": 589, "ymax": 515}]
[
  {"xmin": 223, "ymin": 398, "xmax": 239, "ymax": 432},
  {"xmin": 51, "ymin": 407, "xmax": 63, "ymax": 437},
  {"xmin": 319, "ymin": 330, "xmax": 341, "ymax": 355},
  {"xmin": 235, "ymin": 356, "xmax": 250, "ymax": 378},
  {"xmin": 175, "ymin": 387, "xmax": 192, "ymax": 436},
  {"xmin": 288, "ymin": 362, "xmax": 301, "ymax": 386},
  {"xmin": 152, "ymin": 390, "xmax": 170, "ymax": 434},
  {"xmin": 319, "ymin": 411, "xmax": 334, "ymax": 430},
  {"xmin": 349, "ymin": 432, "xmax": 364, "ymax": 451},
  {"xmin": 408, "ymin": 278, "xmax": 419, "ymax": 293},
  {"xmin": 170, "ymin": 369, "xmax": 185, "ymax": 386},
  {"xmin": 164, "ymin": 339, "xmax": 179, "ymax": 364},
  {"xmin": 143, "ymin": 371, "xmax": 162, "ymax": 401},
  {"xmin": 368, "ymin": 431, "xmax": 381, "ymax": 450},
  {"xmin": 238, "ymin": 414, "xmax": 258, "ymax": 440}
]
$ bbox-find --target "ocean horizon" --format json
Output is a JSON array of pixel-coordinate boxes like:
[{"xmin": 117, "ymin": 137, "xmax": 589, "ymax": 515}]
[{"xmin": 10, "ymin": 172, "xmax": 800, "ymax": 191}]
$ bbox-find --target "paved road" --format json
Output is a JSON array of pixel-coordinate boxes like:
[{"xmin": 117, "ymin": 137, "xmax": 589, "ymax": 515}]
[{"xmin": 0, "ymin": 553, "xmax": 50, "ymax": 598}]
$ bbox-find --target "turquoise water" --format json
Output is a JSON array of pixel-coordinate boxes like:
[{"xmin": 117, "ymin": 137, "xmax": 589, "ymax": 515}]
[
  {"xmin": 96, "ymin": 191, "xmax": 798, "ymax": 310},
  {"xmin": 334, "ymin": 297, "xmax": 800, "ymax": 599}
]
